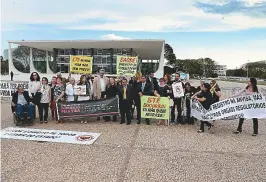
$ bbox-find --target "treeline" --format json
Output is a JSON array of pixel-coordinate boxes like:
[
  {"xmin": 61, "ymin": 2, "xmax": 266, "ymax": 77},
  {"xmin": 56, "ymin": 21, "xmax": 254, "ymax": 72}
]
[{"xmin": 226, "ymin": 61, "xmax": 266, "ymax": 79}]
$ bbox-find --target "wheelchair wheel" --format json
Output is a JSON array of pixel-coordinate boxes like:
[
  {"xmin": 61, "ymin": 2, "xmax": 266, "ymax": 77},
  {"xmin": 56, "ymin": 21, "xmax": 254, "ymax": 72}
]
[{"xmin": 13, "ymin": 112, "xmax": 22, "ymax": 126}]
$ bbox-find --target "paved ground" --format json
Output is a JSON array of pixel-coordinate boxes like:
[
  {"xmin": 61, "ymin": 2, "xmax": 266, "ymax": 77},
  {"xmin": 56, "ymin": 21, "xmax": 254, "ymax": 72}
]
[{"xmin": 1, "ymin": 80, "xmax": 266, "ymax": 182}]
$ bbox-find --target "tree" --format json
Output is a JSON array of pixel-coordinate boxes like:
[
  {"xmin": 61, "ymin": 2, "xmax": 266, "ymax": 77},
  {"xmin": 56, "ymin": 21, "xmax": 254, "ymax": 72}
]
[
  {"xmin": 12, "ymin": 46, "xmax": 30, "ymax": 70},
  {"xmin": 1, "ymin": 60, "xmax": 9, "ymax": 74},
  {"xmin": 165, "ymin": 43, "xmax": 177, "ymax": 66}
]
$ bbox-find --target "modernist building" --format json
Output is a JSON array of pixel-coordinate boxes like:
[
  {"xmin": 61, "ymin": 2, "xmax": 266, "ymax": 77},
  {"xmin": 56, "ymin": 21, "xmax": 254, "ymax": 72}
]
[
  {"xmin": 213, "ymin": 64, "xmax": 227, "ymax": 76},
  {"xmin": 8, "ymin": 40, "xmax": 165, "ymax": 78}
]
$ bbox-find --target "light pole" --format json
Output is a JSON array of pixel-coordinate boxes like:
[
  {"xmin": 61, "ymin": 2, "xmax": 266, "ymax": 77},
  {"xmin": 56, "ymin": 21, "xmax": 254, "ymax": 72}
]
[{"xmin": 247, "ymin": 60, "xmax": 249, "ymax": 78}]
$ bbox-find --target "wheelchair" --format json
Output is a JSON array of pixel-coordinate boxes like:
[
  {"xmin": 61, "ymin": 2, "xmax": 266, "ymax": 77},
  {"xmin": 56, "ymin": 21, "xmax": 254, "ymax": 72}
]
[{"xmin": 11, "ymin": 104, "xmax": 34, "ymax": 126}]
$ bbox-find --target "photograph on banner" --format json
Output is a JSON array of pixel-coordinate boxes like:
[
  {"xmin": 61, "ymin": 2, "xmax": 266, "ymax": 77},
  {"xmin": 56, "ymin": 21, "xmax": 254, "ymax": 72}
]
[
  {"xmin": 191, "ymin": 94, "xmax": 266, "ymax": 121},
  {"xmin": 172, "ymin": 82, "xmax": 184, "ymax": 98},
  {"xmin": 0, "ymin": 81, "xmax": 29, "ymax": 97},
  {"xmin": 70, "ymin": 56, "xmax": 93, "ymax": 74},
  {"xmin": 141, "ymin": 96, "xmax": 170, "ymax": 119},
  {"xmin": 74, "ymin": 85, "xmax": 86, "ymax": 95},
  {"xmin": 0, "ymin": 127, "xmax": 101, "ymax": 145},
  {"xmin": 116, "ymin": 56, "xmax": 138, "ymax": 76},
  {"xmin": 57, "ymin": 97, "xmax": 119, "ymax": 119}
]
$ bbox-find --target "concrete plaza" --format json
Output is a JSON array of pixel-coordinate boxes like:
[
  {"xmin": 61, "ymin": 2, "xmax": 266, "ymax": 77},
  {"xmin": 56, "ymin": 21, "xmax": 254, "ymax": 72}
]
[{"xmin": 1, "ymin": 81, "xmax": 266, "ymax": 182}]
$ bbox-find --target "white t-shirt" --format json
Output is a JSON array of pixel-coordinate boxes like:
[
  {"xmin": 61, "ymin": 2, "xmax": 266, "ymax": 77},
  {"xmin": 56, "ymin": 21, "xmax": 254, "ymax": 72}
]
[{"xmin": 100, "ymin": 77, "xmax": 106, "ymax": 92}]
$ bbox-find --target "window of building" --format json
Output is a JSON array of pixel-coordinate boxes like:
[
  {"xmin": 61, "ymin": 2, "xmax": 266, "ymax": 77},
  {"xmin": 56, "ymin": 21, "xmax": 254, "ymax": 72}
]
[{"xmin": 113, "ymin": 49, "xmax": 122, "ymax": 55}]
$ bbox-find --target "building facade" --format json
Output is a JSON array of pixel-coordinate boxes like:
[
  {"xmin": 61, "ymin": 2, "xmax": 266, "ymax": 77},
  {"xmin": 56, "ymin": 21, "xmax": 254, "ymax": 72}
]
[{"xmin": 213, "ymin": 64, "xmax": 227, "ymax": 76}]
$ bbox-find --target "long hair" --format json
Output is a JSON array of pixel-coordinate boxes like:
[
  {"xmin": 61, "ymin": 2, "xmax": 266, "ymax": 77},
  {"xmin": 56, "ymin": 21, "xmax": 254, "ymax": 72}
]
[
  {"xmin": 107, "ymin": 77, "xmax": 117, "ymax": 88},
  {"xmin": 78, "ymin": 75, "xmax": 88, "ymax": 85},
  {"xmin": 41, "ymin": 77, "xmax": 48, "ymax": 85},
  {"xmin": 135, "ymin": 72, "xmax": 142, "ymax": 81},
  {"xmin": 211, "ymin": 80, "xmax": 219, "ymax": 89},
  {"xmin": 247, "ymin": 77, "xmax": 258, "ymax": 93},
  {"xmin": 30, "ymin": 72, "xmax": 40, "ymax": 81}
]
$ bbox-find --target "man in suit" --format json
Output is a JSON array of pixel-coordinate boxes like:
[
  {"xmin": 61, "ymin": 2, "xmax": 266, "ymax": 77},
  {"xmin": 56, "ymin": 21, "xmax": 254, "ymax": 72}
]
[
  {"xmin": 12, "ymin": 86, "xmax": 34, "ymax": 120},
  {"xmin": 119, "ymin": 78, "xmax": 133, "ymax": 125},
  {"xmin": 137, "ymin": 75, "xmax": 153, "ymax": 125},
  {"xmin": 146, "ymin": 71, "xmax": 159, "ymax": 93},
  {"xmin": 93, "ymin": 69, "xmax": 109, "ymax": 120}
]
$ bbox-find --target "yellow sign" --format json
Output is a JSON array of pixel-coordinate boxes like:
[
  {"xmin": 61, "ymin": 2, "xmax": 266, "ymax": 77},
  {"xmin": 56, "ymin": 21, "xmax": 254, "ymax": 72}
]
[
  {"xmin": 116, "ymin": 56, "xmax": 138, "ymax": 76},
  {"xmin": 141, "ymin": 96, "xmax": 170, "ymax": 120},
  {"xmin": 70, "ymin": 56, "xmax": 93, "ymax": 74}
]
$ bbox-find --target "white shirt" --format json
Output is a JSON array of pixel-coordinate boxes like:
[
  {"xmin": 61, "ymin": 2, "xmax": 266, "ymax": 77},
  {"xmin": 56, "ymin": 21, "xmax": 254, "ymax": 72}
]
[
  {"xmin": 65, "ymin": 84, "xmax": 75, "ymax": 102},
  {"xmin": 89, "ymin": 80, "xmax": 93, "ymax": 96},
  {"xmin": 18, "ymin": 94, "xmax": 27, "ymax": 105},
  {"xmin": 100, "ymin": 77, "xmax": 106, "ymax": 92},
  {"xmin": 29, "ymin": 81, "xmax": 41, "ymax": 94}
]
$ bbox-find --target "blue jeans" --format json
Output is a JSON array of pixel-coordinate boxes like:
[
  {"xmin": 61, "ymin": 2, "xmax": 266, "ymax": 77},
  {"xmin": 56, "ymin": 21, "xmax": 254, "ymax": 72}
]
[{"xmin": 16, "ymin": 104, "xmax": 34, "ymax": 119}]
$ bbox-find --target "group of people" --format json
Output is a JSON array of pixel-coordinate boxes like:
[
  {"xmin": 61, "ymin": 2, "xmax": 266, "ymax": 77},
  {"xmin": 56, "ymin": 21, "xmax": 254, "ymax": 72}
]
[{"xmin": 11, "ymin": 69, "xmax": 260, "ymax": 136}]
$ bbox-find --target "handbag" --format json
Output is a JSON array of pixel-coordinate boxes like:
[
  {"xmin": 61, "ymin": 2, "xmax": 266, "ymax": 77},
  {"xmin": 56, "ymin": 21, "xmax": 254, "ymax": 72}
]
[{"xmin": 32, "ymin": 92, "xmax": 42, "ymax": 105}]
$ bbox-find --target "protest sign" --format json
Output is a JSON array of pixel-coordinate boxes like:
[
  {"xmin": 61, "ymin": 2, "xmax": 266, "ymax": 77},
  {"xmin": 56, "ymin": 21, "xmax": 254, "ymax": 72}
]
[
  {"xmin": 56, "ymin": 97, "xmax": 119, "ymax": 120},
  {"xmin": 141, "ymin": 96, "xmax": 170, "ymax": 119},
  {"xmin": 0, "ymin": 127, "xmax": 101, "ymax": 145},
  {"xmin": 191, "ymin": 94, "xmax": 266, "ymax": 121},
  {"xmin": 70, "ymin": 56, "xmax": 93, "ymax": 74},
  {"xmin": 74, "ymin": 85, "xmax": 86, "ymax": 95},
  {"xmin": 0, "ymin": 81, "xmax": 29, "ymax": 97},
  {"xmin": 116, "ymin": 56, "xmax": 138, "ymax": 76},
  {"xmin": 172, "ymin": 82, "xmax": 184, "ymax": 98}
]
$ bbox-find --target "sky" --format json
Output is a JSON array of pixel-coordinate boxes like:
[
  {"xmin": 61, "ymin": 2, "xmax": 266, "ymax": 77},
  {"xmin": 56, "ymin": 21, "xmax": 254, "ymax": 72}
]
[{"xmin": 1, "ymin": 0, "xmax": 266, "ymax": 69}]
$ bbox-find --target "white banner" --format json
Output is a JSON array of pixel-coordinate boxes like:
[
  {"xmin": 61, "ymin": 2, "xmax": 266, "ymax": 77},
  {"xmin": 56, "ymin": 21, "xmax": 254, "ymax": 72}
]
[
  {"xmin": 172, "ymin": 82, "xmax": 184, "ymax": 98},
  {"xmin": 0, "ymin": 81, "xmax": 29, "ymax": 97},
  {"xmin": 0, "ymin": 127, "xmax": 101, "ymax": 145},
  {"xmin": 191, "ymin": 94, "xmax": 266, "ymax": 121}
]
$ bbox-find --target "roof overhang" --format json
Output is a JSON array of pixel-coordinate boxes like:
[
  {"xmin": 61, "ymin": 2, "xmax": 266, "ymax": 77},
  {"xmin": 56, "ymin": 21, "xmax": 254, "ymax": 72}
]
[{"xmin": 8, "ymin": 39, "xmax": 165, "ymax": 60}]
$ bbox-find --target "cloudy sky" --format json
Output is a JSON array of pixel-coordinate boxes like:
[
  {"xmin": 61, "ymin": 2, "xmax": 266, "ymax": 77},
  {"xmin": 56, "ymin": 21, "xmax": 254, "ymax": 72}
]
[{"xmin": 1, "ymin": 0, "xmax": 266, "ymax": 69}]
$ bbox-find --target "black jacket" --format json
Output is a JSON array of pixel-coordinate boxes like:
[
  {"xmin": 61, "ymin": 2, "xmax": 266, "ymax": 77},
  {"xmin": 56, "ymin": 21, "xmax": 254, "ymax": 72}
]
[
  {"xmin": 118, "ymin": 85, "xmax": 133, "ymax": 101},
  {"xmin": 106, "ymin": 85, "xmax": 120, "ymax": 98},
  {"xmin": 137, "ymin": 82, "xmax": 153, "ymax": 96},
  {"xmin": 158, "ymin": 85, "xmax": 171, "ymax": 97},
  {"xmin": 146, "ymin": 77, "xmax": 159, "ymax": 91},
  {"xmin": 12, "ymin": 91, "xmax": 31, "ymax": 105}
]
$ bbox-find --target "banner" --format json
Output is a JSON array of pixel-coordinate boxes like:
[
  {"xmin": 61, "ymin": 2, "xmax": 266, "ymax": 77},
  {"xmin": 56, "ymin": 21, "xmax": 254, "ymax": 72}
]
[
  {"xmin": 141, "ymin": 96, "xmax": 170, "ymax": 119},
  {"xmin": 116, "ymin": 56, "xmax": 138, "ymax": 76},
  {"xmin": 57, "ymin": 97, "xmax": 119, "ymax": 119},
  {"xmin": 70, "ymin": 56, "xmax": 93, "ymax": 74},
  {"xmin": 0, "ymin": 81, "xmax": 29, "ymax": 97},
  {"xmin": 0, "ymin": 127, "xmax": 101, "ymax": 145},
  {"xmin": 172, "ymin": 82, "xmax": 184, "ymax": 98},
  {"xmin": 191, "ymin": 94, "xmax": 266, "ymax": 121}
]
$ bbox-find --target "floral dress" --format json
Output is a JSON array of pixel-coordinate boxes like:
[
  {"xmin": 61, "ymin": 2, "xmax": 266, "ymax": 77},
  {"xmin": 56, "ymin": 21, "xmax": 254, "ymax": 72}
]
[{"xmin": 53, "ymin": 84, "xmax": 65, "ymax": 101}]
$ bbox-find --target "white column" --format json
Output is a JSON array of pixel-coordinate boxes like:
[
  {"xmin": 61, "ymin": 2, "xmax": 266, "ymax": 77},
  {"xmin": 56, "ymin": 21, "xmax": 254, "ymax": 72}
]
[
  {"xmin": 46, "ymin": 51, "xmax": 53, "ymax": 74},
  {"xmin": 29, "ymin": 47, "xmax": 37, "ymax": 73},
  {"xmin": 154, "ymin": 41, "xmax": 165, "ymax": 78}
]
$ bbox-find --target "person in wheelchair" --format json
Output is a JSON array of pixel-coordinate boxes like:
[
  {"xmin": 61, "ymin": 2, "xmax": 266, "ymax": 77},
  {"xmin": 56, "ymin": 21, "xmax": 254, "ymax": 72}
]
[{"xmin": 12, "ymin": 86, "xmax": 35, "ymax": 123}]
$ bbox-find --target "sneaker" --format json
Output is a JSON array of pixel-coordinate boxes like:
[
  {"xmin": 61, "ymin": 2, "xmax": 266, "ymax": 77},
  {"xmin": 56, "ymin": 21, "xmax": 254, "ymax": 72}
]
[
  {"xmin": 84, "ymin": 121, "xmax": 87, "ymax": 124},
  {"xmin": 81, "ymin": 121, "xmax": 84, "ymax": 124}
]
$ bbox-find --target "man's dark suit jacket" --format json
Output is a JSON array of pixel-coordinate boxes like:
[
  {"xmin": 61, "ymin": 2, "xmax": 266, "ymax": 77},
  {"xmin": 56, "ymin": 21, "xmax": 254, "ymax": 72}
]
[
  {"xmin": 118, "ymin": 85, "xmax": 134, "ymax": 101},
  {"xmin": 12, "ymin": 91, "xmax": 31, "ymax": 105},
  {"xmin": 146, "ymin": 77, "xmax": 159, "ymax": 91},
  {"xmin": 137, "ymin": 82, "xmax": 153, "ymax": 96}
]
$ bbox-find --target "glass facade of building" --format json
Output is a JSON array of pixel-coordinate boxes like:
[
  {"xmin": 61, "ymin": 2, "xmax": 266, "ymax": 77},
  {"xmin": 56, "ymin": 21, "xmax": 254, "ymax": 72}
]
[{"xmin": 54, "ymin": 48, "xmax": 137, "ymax": 74}]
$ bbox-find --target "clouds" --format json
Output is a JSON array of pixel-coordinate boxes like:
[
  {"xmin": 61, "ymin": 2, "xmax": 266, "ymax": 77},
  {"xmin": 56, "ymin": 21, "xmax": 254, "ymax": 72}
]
[
  {"xmin": 100, "ymin": 34, "xmax": 131, "ymax": 40},
  {"xmin": 2, "ymin": 0, "xmax": 266, "ymax": 32}
]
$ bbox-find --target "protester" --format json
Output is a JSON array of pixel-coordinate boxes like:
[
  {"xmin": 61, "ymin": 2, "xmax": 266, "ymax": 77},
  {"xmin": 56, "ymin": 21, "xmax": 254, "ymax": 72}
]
[
  {"xmin": 29, "ymin": 72, "xmax": 41, "ymax": 119},
  {"xmin": 147, "ymin": 71, "xmax": 159, "ymax": 92},
  {"xmin": 118, "ymin": 78, "xmax": 133, "ymax": 125},
  {"xmin": 12, "ymin": 86, "xmax": 34, "ymax": 122},
  {"xmin": 232, "ymin": 77, "xmax": 259, "ymax": 136},
  {"xmin": 49, "ymin": 76, "xmax": 57, "ymax": 119},
  {"xmin": 131, "ymin": 73, "xmax": 142, "ymax": 119},
  {"xmin": 184, "ymin": 82, "xmax": 197, "ymax": 125},
  {"xmin": 93, "ymin": 69, "xmax": 109, "ymax": 120},
  {"xmin": 210, "ymin": 79, "xmax": 221, "ymax": 127},
  {"xmin": 39, "ymin": 77, "xmax": 51, "ymax": 124},
  {"xmin": 53, "ymin": 77, "xmax": 65, "ymax": 124},
  {"xmin": 77, "ymin": 75, "xmax": 90, "ymax": 101},
  {"xmin": 192, "ymin": 83, "xmax": 214, "ymax": 133},
  {"xmin": 105, "ymin": 77, "xmax": 119, "ymax": 122},
  {"xmin": 137, "ymin": 75, "xmax": 153, "ymax": 125},
  {"xmin": 196, "ymin": 80, "xmax": 205, "ymax": 92},
  {"xmin": 65, "ymin": 77, "xmax": 76, "ymax": 102},
  {"xmin": 155, "ymin": 78, "xmax": 171, "ymax": 125},
  {"xmin": 164, "ymin": 73, "xmax": 172, "ymax": 86},
  {"xmin": 86, "ymin": 74, "xmax": 94, "ymax": 100},
  {"xmin": 171, "ymin": 73, "xmax": 185, "ymax": 124}
]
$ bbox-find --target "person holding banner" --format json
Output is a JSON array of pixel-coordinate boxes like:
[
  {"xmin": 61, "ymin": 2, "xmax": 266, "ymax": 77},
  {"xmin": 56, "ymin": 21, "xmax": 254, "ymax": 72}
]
[
  {"xmin": 184, "ymin": 82, "xmax": 197, "ymax": 125},
  {"xmin": 210, "ymin": 80, "xmax": 221, "ymax": 127},
  {"xmin": 65, "ymin": 78, "xmax": 76, "ymax": 102},
  {"xmin": 192, "ymin": 83, "xmax": 214, "ymax": 133},
  {"xmin": 49, "ymin": 76, "xmax": 57, "ymax": 119},
  {"xmin": 53, "ymin": 77, "xmax": 65, "ymax": 124},
  {"xmin": 171, "ymin": 73, "xmax": 185, "ymax": 124},
  {"xmin": 93, "ymin": 69, "xmax": 109, "ymax": 121},
  {"xmin": 118, "ymin": 78, "xmax": 133, "ymax": 125},
  {"xmin": 105, "ymin": 77, "xmax": 120, "ymax": 122},
  {"xmin": 29, "ymin": 72, "xmax": 41, "ymax": 119},
  {"xmin": 232, "ymin": 77, "xmax": 259, "ymax": 136},
  {"xmin": 147, "ymin": 71, "xmax": 159, "ymax": 92},
  {"xmin": 137, "ymin": 75, "xmax": 153, "ymax": 125}
]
